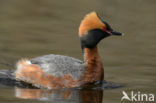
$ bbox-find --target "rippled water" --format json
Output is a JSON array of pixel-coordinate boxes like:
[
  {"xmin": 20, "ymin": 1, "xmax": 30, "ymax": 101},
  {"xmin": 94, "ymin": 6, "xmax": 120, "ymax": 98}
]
[{"xmin": 0, "ymin": 0, "xmax": 156, "ymax": 103}]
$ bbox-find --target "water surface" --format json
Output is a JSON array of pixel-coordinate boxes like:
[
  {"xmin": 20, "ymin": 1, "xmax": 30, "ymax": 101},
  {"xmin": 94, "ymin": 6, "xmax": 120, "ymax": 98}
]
[{"xmin": 0, "ymin": 0, "xmax": 156, "ymax": 103}]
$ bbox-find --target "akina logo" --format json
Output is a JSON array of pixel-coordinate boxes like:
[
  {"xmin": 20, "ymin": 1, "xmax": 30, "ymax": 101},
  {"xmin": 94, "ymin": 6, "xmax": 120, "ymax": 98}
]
[{"xmin": 121, "ymin": 91, "xmax": 154, "ymax": 102}]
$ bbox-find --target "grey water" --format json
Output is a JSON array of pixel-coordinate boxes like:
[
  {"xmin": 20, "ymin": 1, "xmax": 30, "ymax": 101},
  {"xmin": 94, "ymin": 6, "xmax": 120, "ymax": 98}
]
[{"xmin": 0, "ymin": 0, "xmax": 156, "ymax": 103}]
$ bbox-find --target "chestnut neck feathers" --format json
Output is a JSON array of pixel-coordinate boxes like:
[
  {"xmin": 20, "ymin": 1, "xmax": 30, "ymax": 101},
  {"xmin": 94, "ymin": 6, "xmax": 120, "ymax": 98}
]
[{"xmin": 83, "ymin": 47, "xmax": 104, "ymax": 81}]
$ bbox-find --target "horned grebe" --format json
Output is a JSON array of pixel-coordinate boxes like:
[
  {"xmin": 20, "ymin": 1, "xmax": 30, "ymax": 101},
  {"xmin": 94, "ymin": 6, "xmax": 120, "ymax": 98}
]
[{"xmin": 15, "ymin": 12, "xmax": 123, "ymax": 89}]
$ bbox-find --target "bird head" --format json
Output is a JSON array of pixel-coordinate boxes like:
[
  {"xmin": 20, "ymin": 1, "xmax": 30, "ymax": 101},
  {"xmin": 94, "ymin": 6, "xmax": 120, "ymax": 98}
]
[{"xmin": 79, "ymin": 11, "xmax": 123, "ymax": 49}]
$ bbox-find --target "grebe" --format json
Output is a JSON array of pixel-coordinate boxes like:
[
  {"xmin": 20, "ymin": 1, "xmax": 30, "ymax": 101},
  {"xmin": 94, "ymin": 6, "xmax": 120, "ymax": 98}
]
[{"xmin": 15, "ymin": 11, "xmax": 123, "ymax": 89}]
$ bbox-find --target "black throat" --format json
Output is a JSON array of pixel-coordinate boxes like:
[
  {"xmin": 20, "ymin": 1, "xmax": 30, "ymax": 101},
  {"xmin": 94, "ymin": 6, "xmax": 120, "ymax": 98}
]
[{"xmin": 80, "ymin": 29, "xmax": 109, "ymax": 50}]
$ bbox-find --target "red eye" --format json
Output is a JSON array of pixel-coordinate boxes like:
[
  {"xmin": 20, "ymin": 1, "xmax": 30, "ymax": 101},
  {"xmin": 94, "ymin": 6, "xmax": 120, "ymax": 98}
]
[
  {"xmin": 101, "ymin": 27, "xmax": 111, "ymax": 34},
  {"xmin": 102, "ymin": 27, "xmax": 106, "ymax": 31}
]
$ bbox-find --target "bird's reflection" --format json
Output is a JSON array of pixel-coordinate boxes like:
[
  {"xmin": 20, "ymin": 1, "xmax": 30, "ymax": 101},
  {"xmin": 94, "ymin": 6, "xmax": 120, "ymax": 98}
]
[{"xmin": 15, "ymin": 87, "xmax": 103, "ymax": 103}]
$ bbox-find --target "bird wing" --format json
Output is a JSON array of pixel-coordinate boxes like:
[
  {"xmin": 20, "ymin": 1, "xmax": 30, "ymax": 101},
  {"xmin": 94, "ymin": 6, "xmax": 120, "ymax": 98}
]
[{"xmin": 30, "ymin": 54, "xmax": 85, "ymax": 80}]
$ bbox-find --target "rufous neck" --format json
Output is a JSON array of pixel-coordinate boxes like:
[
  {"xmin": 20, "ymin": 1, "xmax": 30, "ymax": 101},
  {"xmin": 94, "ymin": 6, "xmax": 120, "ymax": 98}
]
[
  {"xmin": 83, "ymin": 46, "xmax": 100, "ymax": 63},
  {"xmin": 83, "ymin": 46, "xmax": 104, "ymax": 82}
]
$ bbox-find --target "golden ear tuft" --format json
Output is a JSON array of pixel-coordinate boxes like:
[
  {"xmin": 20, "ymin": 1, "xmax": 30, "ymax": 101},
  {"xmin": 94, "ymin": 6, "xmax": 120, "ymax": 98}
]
[{"xmin": 79, "ymin": 11, "xmax": 106, "ymax": 37}]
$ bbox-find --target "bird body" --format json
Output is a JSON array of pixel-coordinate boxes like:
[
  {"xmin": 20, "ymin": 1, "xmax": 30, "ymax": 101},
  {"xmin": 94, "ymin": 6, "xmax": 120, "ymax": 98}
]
[{"xmin": 15, "ymin": 11, "xmax": 123, "ymax": 89}]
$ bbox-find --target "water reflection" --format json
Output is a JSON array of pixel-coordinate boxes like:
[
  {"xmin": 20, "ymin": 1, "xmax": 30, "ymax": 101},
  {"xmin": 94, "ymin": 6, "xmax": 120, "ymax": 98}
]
[{"xmin": 15, "ymin": 87, "xmax": 103, "ymax": 103}]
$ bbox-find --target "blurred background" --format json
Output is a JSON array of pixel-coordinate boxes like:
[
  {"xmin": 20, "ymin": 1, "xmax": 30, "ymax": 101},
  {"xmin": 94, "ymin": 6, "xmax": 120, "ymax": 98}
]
[{"xmin": 0, "ymin": 0, "xmax": 156, "ymax": 103}]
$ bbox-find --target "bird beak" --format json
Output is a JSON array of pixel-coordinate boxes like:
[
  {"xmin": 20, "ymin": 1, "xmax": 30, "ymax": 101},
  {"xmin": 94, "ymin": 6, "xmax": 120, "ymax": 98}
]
[{"xmin": 110, "ymin": 31, "xmax": 124, "ymax": 36}]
